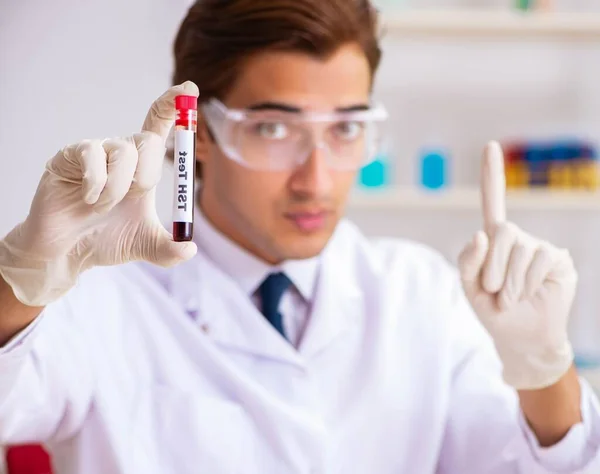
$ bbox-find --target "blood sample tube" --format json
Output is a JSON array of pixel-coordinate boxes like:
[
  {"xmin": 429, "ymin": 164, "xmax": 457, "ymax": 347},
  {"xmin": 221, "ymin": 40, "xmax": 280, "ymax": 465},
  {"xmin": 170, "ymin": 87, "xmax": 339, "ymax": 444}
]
[{"xmin": 173, "ymin": 95, "xmax": 197, "ymax": 242}]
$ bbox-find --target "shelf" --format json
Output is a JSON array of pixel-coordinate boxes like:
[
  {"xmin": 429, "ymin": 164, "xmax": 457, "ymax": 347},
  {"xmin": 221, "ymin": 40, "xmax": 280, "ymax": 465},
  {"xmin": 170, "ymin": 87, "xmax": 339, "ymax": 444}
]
[
  {"xmin": 382, "ymin": 10, "xmax": 600, "ymax": 39},
  {"xmin": 349, "ymin": 187, "xmax": 600, "ymax": 211}
]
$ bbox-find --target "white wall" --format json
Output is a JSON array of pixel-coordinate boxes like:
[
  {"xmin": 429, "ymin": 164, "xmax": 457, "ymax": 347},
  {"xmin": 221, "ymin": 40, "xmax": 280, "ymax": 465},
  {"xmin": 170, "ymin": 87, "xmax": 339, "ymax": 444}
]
[
  {"xmin": 0, "ymin": 0, "xmax": 192, "ymax": 236},
  {"xmin": 1, "ymin": 1, "xmax": 600, "ymax": 360}
]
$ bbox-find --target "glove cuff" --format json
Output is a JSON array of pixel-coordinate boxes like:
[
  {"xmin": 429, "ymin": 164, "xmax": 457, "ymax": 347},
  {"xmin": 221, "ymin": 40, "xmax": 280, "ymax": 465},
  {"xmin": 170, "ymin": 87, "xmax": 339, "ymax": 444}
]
[
  {"xmin": 501, "ymin": 341, "xmax": 574, "ymax": 390},
  {"xmin": 0, "ymin": 234, "xmax": 78, "ymax": 307}
]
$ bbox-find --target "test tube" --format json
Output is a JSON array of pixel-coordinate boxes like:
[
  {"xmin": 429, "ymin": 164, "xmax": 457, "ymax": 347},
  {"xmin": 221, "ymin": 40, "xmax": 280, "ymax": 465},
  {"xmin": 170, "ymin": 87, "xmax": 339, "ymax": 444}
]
[{"xmin": 173, "ymin": 95, "xmax": 197, "ymax": 242}]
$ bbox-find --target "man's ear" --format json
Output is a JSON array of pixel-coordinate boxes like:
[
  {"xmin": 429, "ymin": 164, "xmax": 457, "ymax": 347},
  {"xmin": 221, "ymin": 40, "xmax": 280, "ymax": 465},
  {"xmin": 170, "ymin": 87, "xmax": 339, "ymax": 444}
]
[{"xmin": 195, "ymin": 113, "xmax": 211, "ymax": 164}]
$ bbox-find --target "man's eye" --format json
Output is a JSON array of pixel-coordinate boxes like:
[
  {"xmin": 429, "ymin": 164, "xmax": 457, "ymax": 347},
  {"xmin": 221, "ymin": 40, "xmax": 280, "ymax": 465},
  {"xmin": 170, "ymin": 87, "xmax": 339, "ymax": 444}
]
[
  {"xmin": 333, "ymin": 121, "xmax": 364, "ymax": 140},
  {"xmin": 253, "ymin": 122, "xmax": 289, "ymax": 140}
]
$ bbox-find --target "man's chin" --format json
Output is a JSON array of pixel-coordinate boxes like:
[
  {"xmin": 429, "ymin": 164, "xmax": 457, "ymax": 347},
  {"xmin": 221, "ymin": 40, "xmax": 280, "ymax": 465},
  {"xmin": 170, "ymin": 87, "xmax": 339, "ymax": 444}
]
[{"xmin": 277, "ymin": 233, "xmax": 333, "ymax": 261}]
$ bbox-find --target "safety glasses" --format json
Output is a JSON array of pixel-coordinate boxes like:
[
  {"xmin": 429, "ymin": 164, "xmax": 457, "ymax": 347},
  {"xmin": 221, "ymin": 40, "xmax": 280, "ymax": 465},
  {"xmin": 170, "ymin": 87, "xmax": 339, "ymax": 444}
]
[{"xmin": 200, "ymin": 98, "xmax": 388, "ymax": 171}]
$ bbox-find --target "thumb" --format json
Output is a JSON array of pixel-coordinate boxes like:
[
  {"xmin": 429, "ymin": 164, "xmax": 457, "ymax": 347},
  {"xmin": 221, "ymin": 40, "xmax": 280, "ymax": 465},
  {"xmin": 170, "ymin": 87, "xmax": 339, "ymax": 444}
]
[
  {"xmin": 154, "ymin": 227, "xmax": 198, "ymax": 267},
  {"xmin": 139, "ymin": 223, "xmax": 198, "ymax": 267},
  {"xmin": 141, "ymin": 81, "xmax": 199, "ymax": 141},
  {"xmin": 458, "ymin": 231, "xmax": 489, "ymax": 294}
]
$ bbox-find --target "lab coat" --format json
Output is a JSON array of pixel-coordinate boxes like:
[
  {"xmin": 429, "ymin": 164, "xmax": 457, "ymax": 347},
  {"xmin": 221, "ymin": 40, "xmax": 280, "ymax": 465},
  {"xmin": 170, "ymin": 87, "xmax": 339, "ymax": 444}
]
[{"xmin": 1, "ymin": 219, "xmax": 599, "ymax": 474}]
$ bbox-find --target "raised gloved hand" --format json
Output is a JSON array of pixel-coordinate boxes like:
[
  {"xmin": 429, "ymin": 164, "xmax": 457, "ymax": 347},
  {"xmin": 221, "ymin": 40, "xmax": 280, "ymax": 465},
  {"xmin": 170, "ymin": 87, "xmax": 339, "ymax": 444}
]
[
  {"xmin": 458, "ymin": 141, "xmax": 577, "ymax": 390},
  {"xmin": 0, "ymin": 82, "xmax": 199, "ymax": 307}
]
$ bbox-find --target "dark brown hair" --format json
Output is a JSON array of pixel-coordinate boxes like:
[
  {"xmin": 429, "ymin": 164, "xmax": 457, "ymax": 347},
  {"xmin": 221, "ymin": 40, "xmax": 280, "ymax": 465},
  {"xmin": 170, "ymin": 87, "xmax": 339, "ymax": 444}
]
[{"xmin": 172, "ymin": 0, "xmax": 382, "ymax": 179}]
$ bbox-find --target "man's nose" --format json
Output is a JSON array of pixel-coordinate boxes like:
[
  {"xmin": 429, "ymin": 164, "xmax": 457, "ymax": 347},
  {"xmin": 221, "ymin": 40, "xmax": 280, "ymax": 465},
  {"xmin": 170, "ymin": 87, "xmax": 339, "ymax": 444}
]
[{"xmin": 288, "ymin": 144, "xmax": 334, "ymax": 199}]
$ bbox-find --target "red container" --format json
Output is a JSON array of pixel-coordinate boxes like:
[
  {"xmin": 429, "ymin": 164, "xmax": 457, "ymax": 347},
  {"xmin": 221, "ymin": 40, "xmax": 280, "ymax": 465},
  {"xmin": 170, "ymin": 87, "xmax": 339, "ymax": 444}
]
[{"xmin": 6, "ymin": 445, "xmax": 53, "ymax": 474}]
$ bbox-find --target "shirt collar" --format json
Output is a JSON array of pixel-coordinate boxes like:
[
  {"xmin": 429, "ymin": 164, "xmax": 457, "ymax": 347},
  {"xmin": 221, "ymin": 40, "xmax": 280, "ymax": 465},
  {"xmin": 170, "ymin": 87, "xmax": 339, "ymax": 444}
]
[{"xmin": 193, "ymin": 206, "xmax": 320, "ymax": 302}]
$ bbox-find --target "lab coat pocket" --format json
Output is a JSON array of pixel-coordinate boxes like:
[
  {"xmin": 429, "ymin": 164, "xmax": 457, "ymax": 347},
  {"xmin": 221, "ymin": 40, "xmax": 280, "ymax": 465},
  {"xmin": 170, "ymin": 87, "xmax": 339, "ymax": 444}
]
[{"xmin": 132, "ymin": 385, "xmax": 251, "ymax": 474}]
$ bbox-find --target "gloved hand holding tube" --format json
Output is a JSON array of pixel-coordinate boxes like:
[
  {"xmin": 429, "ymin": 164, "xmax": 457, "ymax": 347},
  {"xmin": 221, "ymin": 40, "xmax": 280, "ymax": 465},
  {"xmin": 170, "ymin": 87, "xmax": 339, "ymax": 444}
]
[
  {"xmin": 458, "ymin": 141, "xmax": 577, "ymax": 391},
  {"xmin": 0, "ymin": 82, "xmax": 199, "ymax": 308}
]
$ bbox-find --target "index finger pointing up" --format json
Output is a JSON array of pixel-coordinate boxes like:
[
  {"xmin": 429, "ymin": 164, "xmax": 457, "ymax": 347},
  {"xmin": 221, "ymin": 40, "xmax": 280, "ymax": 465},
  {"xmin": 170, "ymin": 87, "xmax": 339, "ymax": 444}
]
[
  {"xmin": 141, "ymin": 81, "xmax": 199, "ymax": 140},
  {"xmin": 481, "ymin": 140, "xmax": 507, "ymax": 235}
]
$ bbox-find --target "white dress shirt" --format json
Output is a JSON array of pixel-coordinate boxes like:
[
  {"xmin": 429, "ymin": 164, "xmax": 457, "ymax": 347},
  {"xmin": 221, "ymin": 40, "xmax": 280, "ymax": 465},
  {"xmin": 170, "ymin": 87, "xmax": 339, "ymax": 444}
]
[
  {"xmin": 1, "ymin": 215, "xmax": 600, "ymax": 474},
  {"xmin": 194, "ymin": 209, "xmax": 319, "ymax": 348}
]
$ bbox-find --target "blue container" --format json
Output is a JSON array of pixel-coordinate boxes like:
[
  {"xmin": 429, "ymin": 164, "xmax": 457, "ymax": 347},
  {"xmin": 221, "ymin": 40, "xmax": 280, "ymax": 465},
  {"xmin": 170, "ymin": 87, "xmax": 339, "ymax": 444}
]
[
  {"xmin": 525, "ymin": 146, "xmax": 548, "ymax": 186},
  {"xmin": 358, "ymin": 154, "xmax": 390, "ymax": 189},
  {"xmin": 420, "ymin": 148, "xmax": 448, "ymax": 190}
]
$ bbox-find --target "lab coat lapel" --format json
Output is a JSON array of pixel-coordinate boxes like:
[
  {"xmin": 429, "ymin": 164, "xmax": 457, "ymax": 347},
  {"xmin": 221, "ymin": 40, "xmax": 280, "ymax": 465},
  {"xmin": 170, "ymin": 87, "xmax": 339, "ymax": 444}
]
[
  {"xmin": 299, "ymin": 227, "xmax": 363, "ymax": 359},
  {"xmin": 171, "ymin": 251, "xmax": 304, "ymax": 368}
]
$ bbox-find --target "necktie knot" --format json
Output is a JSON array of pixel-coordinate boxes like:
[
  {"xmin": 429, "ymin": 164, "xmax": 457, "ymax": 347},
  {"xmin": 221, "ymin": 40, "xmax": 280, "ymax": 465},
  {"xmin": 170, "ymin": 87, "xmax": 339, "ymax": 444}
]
[{"xmin": 258, "ymin": 272, "xmax": 291, "ymax": 338}]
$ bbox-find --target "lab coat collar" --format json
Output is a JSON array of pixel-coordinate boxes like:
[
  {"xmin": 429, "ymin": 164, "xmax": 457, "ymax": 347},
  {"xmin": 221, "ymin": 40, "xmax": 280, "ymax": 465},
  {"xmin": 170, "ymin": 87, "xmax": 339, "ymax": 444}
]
[
  {"xmin": 193, "ymin": 205, "xmax": 319, "ymax": 302},
  {"xmin": 170, "ymin": 249, "xmax": 305, "ymax": 367},
  {"xmin": 169, "ymin": 215, "xmax": 362, "ymax": 365},
  {"xmin": 297, "ymin": 221, "xmax": 363, "ymax": 359}
]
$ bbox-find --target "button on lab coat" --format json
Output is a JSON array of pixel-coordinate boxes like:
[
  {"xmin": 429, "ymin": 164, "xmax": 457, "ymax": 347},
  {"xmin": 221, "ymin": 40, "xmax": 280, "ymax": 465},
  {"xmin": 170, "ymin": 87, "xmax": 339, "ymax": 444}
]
[{"xmin": 1, "ymin": 219, "xmax": 600, "ymax": 474}]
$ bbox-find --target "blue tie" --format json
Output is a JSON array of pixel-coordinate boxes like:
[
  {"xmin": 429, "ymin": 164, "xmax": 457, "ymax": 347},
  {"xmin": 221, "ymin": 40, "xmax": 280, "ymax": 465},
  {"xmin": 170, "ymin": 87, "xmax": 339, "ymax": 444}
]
[{"xmin": 258, "ymin": 272, "xmax": 292, "ymax": 339}]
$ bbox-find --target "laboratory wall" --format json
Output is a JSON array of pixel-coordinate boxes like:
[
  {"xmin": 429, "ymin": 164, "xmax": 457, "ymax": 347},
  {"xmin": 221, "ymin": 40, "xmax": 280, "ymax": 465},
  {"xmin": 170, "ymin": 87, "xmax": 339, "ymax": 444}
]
[{"xmin": 0, "ymin": 0, "xmax": 193, "ymax": 232}]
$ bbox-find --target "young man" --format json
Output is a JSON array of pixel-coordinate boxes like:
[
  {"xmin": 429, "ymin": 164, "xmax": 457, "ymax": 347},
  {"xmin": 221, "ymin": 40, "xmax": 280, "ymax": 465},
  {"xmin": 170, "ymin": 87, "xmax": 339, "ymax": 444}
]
[{"xmin": 0, "ymin": 1, "xmax": 599, "ymax": 473}]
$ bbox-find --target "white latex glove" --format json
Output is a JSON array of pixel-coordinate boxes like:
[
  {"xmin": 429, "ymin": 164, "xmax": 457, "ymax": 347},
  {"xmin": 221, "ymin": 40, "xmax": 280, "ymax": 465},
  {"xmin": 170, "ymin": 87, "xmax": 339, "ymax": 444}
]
[
  {"xmin": 458, "ymin": 141, "xmax": 577, "ymax": 390},
  {"xmin": 0, "ymin": 82, "xmax": 199, "ymax": 307}
]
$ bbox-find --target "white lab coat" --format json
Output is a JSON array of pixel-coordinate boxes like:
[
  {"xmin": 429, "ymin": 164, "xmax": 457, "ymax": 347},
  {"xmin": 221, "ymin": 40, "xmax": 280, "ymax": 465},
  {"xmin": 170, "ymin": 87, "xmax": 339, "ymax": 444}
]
[{"xmin": 1, "ymin": 219, "xmax": 599, "ymax": 474}]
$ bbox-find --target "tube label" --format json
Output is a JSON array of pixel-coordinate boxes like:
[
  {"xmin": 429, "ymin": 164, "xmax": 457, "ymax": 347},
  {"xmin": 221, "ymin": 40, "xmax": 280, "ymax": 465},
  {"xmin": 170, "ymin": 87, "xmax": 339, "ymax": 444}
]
[{"xmin": 173, "ymin": 130, "xmax": 195, "ymax": 223}]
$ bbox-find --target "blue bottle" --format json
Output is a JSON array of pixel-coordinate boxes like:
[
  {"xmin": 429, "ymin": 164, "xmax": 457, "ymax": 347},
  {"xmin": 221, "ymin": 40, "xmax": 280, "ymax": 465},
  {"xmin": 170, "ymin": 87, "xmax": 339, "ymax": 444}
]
[
  {"xmin": 526, "ymin": 145, "xmax": 547, "ymax": 187},
  {"xmin": 420, "ymin": 148, "xmax": 448, "ymax": 190},
  {"xmin": 358, "ymin": 152, "xmax": 390, "ymax": 189}
]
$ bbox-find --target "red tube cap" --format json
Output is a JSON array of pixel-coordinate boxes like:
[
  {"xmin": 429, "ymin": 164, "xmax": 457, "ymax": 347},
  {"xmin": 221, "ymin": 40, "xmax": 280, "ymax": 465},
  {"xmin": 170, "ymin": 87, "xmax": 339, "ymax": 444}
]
[{"xmin": 175, "ymin": 95, "xmax": 198, "ymax": 111}]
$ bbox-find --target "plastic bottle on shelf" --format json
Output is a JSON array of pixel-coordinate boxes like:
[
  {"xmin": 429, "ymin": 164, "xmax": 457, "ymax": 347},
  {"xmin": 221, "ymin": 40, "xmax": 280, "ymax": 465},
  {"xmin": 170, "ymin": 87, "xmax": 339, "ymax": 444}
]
[
  {"xmin": 567, "ymin": 141, "xmax": 600, "ymax": 191},
  {"xmin": 504, "ymin": 142, "xmax": 529, "ymax": 189},
  {"xmin": 547, "ymin": 143, "xmax": 571, "ymax": 189},
  {"xmin": 534, "ymin": 0, "xmax": 553, "ymax": 11},
  {"xmin": 357, "ymin": 148, "xmax": 392, "ymax": 190},
  {"xmin": 525, "ymin": 144, "xmax": 549, "ymax": 187},
  {"xmin": 515, "ymin": 0, "xmax": 533, "ymax": 11},
  {"xmin": 419, "ymin": 146, "xmax": 449, "ymax": 191}
]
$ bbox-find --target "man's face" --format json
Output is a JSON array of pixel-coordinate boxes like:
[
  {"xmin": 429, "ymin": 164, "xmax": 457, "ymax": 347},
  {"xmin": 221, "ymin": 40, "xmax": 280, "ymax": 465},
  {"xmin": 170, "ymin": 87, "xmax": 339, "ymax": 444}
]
[{"xmin": 198, "ymin": 43, "xmax": 372, "ymax": 264}]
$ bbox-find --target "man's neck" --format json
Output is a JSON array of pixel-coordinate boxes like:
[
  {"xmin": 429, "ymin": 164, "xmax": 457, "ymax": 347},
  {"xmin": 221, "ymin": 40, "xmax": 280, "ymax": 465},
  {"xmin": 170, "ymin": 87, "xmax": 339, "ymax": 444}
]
[{"xmin": 195, "ymin": 189, "xmax": 281, "ymax": 266}]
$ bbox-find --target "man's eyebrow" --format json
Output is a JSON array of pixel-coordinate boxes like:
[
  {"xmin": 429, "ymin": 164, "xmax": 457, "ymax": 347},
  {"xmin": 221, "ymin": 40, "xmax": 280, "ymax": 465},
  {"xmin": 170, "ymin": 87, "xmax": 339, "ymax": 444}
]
[
  {"xmin": 245, "ymin": 102, "xmax": 371, "ymax": 113},
  {"xmin": 246, "ymin": 102, "xmax": 302, "ymax": 113},
  {"xmin": 335, "ymin": 104, "xmax": 370, "ymax": 113}
]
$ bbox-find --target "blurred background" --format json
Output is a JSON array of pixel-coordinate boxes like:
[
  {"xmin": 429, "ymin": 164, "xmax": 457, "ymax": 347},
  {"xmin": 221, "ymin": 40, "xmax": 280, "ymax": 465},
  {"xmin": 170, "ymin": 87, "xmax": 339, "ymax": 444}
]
[{"xmin": 2, "ymin": 0, "xmax": 600, "ymax": 470}]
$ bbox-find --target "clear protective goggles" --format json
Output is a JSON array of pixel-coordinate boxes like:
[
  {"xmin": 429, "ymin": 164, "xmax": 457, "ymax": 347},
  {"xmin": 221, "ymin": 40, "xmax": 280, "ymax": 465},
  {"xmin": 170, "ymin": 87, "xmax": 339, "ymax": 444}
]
[{"xmin": 200, "ymin": 98, "xmax": 389, "ymax": 171}]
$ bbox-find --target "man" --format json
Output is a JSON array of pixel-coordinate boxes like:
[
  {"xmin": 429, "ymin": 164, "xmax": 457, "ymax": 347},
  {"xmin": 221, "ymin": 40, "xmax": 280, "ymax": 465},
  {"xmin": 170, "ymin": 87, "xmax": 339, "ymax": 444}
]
[{"xmin": 0, "ymin": 0, "xmax": 599, "ymax": 472}]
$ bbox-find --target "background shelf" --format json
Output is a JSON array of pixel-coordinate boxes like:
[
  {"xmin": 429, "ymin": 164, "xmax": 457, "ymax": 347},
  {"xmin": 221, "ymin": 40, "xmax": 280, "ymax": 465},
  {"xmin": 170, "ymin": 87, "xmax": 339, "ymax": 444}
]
[
  {"xmin": 349, "ymin": 186, "xmax": 600, "ymax": 211},
  {"xmin": 383, "ymin": 10, "xmax": 600, "ymax": 39}
]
